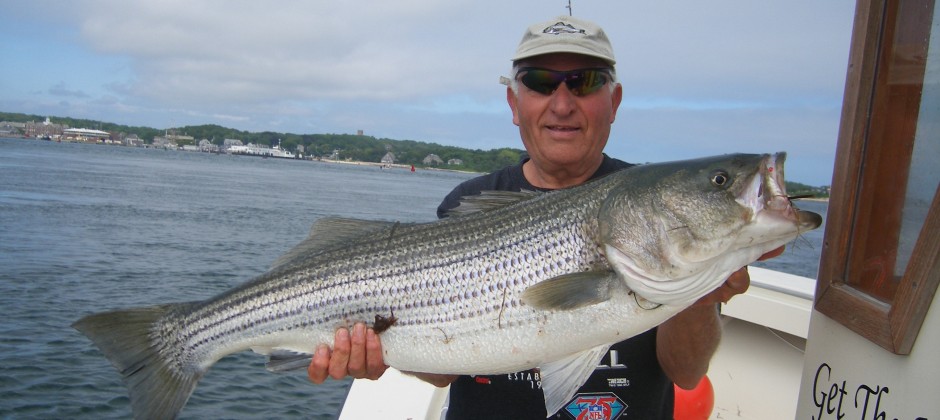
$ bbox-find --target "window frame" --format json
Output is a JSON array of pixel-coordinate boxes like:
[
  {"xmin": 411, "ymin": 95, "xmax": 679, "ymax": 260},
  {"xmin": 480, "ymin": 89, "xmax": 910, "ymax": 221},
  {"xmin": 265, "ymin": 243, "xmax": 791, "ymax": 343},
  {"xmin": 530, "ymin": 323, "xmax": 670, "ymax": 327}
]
[{"xmin": 814, "ymin": 0, "xmax": 939, "ymax": 355}]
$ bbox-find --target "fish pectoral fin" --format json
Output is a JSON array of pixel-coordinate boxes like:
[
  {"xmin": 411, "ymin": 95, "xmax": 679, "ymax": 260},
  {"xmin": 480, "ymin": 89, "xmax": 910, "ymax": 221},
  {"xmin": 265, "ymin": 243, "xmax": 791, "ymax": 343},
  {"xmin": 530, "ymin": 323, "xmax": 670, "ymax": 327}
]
[
  {"xmin": 521, "ymin": 271, "xmax": 617, "ymax": 310},
  {"xmin": 264, "ymin": 349, "xmax": 314, "ymax": 373},
  {"xmin": 539, "ymin": 344, "xmax": 612, "ymax": 415}
]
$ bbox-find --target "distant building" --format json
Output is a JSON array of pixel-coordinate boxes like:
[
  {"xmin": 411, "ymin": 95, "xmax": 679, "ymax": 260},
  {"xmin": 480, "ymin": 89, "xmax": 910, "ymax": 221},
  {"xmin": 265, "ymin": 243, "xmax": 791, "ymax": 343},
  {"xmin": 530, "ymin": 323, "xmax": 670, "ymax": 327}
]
[
  {"xmin": 223, "ymin": 139, "xmax": 243, "ymax": 150},
  {"xmin": 24, "ymin": 117, "xmax": 66, "ymax": 139},
  {"xmin": 152, "ymin": 136, "xmax": 178, "ymax": 149},
  {"xmin": 166, "ymin": 134, "xmax": 194, "ymax": 145},
  {"xmin": 0, "ymin": 122, "xmax": 24, "ymax": 136},
  {"xmin": 124, "ymin": 134, "xmax": 144, "ymax": 147},
  {"xmin": 423, "ymin": 154, "xmax": 444, "ymax": 166},
  {"xmin": 381, "ymin": 152, "xmax": 396, "ymax": 164},
  {"xmin": 447, "ymin": 158, "xmax": 463, "ymax": 166},
  {"xmin": 198, "ymin": 139, "xmax": 219, "ymax": 152}
]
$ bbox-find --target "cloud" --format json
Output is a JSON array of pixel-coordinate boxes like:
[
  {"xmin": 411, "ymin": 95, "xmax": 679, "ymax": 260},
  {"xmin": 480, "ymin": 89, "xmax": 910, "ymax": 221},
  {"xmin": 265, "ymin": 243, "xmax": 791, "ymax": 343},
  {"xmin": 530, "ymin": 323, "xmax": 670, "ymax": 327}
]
[
  {"xmin": 11, "ymin": 1, "xmax": 853, "ymax": 109},
  {"xmin": 0, "ymin": 0, "xmax": 857, "ymax": 185},
  {"xmin": 63, "ymin": 0, "xmax": 494, "ymax": 105},
  {"xmin": 48, "ymin": 82, "xmax": 90, "ymax": 98},
  {"xmin": 402, "ymin": 95, "xmax": 507, "ymax": 115}
]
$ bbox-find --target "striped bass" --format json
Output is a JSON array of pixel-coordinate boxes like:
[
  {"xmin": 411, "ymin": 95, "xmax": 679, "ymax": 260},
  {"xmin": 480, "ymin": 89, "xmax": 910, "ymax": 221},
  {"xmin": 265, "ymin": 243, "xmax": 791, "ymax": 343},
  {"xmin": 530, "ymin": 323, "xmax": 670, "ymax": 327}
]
[{"xmin": 73, "ymin": 152, "xmax": 822, "ymax": 419}]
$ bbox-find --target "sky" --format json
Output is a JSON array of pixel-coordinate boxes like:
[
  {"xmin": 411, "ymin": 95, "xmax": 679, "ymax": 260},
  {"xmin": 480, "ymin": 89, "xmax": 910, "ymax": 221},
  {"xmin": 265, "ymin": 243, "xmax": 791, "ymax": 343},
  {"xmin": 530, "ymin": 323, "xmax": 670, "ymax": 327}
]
[{"xmin": 0, "ymin": 0, "xmax": 857, "ymax": 186}]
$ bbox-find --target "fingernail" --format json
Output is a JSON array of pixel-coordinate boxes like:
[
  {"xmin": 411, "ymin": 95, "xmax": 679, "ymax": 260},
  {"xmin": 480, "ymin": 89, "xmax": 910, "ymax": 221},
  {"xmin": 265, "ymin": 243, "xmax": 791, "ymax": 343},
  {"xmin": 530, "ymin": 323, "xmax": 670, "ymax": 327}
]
[
  {"xmin": 317, "ymin": 344, "xmax": 329, "ymax": 356},
  {"xmin": 337, "ymin": 327, "xmax": 349, "ymax": 339},
  {"xmin": 353, "ymin": 323, "xmax": 365, "ymax": 338}
]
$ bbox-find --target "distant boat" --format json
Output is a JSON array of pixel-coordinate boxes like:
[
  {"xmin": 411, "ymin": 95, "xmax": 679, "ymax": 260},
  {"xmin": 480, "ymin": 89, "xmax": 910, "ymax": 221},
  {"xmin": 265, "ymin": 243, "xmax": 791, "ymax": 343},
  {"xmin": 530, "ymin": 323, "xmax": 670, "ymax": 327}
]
[{"xmin": 227, "ymin": 143, "xmax": 295, "ymax": 159}]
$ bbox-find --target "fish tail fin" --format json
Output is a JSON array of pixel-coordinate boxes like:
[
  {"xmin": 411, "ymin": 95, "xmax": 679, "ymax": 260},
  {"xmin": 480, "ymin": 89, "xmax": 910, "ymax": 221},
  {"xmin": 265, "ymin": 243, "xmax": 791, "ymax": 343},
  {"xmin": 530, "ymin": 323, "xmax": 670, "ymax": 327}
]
[{"xmin": 73, "ymin": 303, "xmax": 203, "ymax": 420}]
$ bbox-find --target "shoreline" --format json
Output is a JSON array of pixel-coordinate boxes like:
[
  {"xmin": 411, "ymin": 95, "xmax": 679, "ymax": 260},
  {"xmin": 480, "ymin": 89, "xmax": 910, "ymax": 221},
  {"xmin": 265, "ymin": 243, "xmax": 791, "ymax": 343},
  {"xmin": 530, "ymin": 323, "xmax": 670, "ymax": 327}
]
[
  {"xmin": 315, "ymin": 157, "xmax": 481, "ymax": 175},
  {"xmin": 1, "ymin": 136, "xmax": 831, "ymax": 185}
]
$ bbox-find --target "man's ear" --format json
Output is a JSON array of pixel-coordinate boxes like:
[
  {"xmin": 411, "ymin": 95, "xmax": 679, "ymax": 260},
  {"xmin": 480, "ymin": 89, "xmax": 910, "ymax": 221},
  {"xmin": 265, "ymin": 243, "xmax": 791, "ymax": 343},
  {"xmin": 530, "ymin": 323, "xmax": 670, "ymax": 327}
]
[
  {"xmin": 610, "ymin": 83, "xmax": 623, "ymax": 124},
  {"xmin": 507, "ymin": 87, "xmax": 521, "ymax": 126}
]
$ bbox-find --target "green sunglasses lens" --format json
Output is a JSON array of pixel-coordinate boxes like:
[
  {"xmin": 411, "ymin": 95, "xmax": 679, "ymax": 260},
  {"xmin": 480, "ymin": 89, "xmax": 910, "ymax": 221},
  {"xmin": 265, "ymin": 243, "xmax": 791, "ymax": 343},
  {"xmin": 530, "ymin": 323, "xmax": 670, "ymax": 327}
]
[{"xmin": 518, "ymin": 68, "xmax": 610, "ymax": 96}]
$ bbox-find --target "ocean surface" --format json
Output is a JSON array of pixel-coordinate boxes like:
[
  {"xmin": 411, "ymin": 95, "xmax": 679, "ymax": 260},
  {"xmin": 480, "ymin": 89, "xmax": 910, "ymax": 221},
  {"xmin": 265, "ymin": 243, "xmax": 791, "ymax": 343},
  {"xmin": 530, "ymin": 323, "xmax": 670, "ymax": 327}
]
[{"xmin": 0, "ymin": 137, "xmax": 827, "ymax": 419}]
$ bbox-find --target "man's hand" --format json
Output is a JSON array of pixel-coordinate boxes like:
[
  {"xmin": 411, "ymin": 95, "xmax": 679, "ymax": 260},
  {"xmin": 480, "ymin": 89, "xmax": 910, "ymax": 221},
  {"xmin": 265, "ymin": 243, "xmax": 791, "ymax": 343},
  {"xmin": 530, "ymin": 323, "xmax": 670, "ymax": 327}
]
[
  {"xmin": 306, "ymin": 247, "xmax": 787, "ymax": 386},
  {"xmin": 692, "ymin": 246, "xmax": 785, "ymax": 306},
  {"xmin": 658, "ymin": 245, "xmax": 786, "ymax": 388},
  {"xmin": 307, "ymin": 323, "xmax": 388, "ymax": 383}
]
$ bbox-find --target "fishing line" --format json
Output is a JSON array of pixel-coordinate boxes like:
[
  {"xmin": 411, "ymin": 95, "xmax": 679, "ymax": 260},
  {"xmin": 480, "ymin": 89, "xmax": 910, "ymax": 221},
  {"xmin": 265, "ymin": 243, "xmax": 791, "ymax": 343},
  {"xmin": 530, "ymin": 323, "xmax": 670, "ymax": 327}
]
[{"xmin": 631, "ymin": 292, "xmax": 662, "ymax": 310}]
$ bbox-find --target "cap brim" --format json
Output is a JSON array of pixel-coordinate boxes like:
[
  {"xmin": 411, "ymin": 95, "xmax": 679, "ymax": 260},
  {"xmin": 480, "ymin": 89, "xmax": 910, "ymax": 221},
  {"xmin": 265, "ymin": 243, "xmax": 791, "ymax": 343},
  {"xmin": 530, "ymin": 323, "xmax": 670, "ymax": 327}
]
[{"xmin": 511, "ymin": 45, "xmax": 616, "ymax": 65}]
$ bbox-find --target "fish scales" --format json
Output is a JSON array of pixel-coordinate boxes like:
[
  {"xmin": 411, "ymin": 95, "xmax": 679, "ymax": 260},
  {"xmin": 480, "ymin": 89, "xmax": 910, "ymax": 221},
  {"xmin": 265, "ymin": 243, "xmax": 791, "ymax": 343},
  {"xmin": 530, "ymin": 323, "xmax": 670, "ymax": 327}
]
[
  {"xmin": 73, "ymin": 153, "xmax": 823, "ymax": 419},
  {"xmin": 170, "ymin": 176, "xmax": 615, "ymax": 372}
]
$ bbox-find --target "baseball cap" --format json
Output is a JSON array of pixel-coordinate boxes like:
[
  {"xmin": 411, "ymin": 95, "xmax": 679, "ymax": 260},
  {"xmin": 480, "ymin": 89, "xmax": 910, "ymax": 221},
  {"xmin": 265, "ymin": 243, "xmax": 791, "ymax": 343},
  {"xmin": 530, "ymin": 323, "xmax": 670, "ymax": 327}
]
[{"xmin": 511, "ymin": 16, "xmax": 616, "ymax": 66}]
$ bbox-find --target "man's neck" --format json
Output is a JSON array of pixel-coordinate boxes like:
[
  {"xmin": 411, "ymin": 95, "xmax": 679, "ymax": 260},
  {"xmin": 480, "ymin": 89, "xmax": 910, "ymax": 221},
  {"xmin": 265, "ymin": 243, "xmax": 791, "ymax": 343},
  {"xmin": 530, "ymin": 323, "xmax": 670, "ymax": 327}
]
[{"xmin": 522, "ymin": 155, "xmax": 604, "ymax": 189}]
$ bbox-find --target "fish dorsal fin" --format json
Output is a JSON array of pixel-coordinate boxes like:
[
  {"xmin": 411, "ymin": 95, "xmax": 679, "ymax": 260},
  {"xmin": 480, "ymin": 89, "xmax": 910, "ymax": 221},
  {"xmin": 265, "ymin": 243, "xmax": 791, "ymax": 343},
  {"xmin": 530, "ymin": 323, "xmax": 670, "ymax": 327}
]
[
  {"xmin": 271, "ymin": 217, "xmax": 399, "ymax": 270},
  {"xmin": 540, "ymin": 344, "xmax": 613, "ymax": 415},
  {"xmin": 446, "ymin": 190, "xmax": 541, "ymax": 217},
  {"xmin": 521, "ymin": 271, "xmax": 617, "ymax": 310}
]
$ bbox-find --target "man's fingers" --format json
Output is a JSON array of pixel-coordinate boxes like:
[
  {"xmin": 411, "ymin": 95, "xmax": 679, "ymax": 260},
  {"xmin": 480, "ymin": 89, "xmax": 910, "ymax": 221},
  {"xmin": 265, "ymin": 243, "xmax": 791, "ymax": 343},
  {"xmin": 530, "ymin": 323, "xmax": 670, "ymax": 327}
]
[
  {"xmin": 346, "ymin": 323, "xmax": 368, "ymax": 377},
  {"xmin": 724, "ymin": 266, "xmax": 750, "ymax": 296},
  {"xmin": 693, "ymin": 266, "xmax": 752, "ymax": 306},
  {"xmin": 758, "ymin": 246, "xmax": 785, "ymax": 261},
  {"xmin": 308, "ymin": 323, "xmax": 389, "ymax": 384},
  {"xmin": 365, "ymin": 328, "xmax": 388, "ymax": 380},
  {"xmin": 308, "ymin": 345, "xmax": 331, "ymax": 384},
  {"xmin": 328, "ymin": 327, "xmax": 352, "ymax": 380}
]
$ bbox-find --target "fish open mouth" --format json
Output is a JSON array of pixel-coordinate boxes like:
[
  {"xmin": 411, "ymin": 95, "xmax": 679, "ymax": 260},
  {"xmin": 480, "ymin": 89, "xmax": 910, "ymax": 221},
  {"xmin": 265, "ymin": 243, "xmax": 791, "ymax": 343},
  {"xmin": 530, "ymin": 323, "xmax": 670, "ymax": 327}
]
[{"xmin": 742, "ymin": 152, "xmax": 822, "ymax": 230}]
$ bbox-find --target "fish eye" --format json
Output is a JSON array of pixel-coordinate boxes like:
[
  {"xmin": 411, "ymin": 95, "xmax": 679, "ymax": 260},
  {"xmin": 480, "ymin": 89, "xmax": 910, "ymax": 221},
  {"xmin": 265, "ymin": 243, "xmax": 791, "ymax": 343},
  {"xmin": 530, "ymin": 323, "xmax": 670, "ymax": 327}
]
[{"xmin": 711, "ymin": 171, "xmax": 730, "ymax": 187}]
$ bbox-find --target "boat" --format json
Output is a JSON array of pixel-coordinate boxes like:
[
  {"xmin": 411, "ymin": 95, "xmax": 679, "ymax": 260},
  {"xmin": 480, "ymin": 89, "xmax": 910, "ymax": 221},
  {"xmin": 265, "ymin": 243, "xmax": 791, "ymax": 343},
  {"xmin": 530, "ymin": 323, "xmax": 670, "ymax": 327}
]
[
  {"xmin": 228, "ymin": 141, "xmax": 295, "ymax": 159},
  {"xmin": 340, "ymin": 0, "xmax": 940, "ymax": 418}
]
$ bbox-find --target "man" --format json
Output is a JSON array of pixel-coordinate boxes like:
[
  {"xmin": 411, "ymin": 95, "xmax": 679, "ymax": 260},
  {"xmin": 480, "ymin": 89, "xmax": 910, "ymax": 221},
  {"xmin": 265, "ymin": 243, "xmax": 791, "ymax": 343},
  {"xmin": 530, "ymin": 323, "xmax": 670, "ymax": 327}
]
[{"xmin": 308, "ymin": 16, "xmax": 782, "ymax": 418}]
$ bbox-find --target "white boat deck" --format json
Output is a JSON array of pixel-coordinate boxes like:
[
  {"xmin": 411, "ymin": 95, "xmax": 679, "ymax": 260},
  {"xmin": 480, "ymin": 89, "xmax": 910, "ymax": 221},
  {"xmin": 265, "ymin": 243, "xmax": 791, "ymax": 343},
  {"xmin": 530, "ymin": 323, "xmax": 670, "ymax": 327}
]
[{"xmin": 709, "ymin": 267, "xmax": 813, "ymax": 419}]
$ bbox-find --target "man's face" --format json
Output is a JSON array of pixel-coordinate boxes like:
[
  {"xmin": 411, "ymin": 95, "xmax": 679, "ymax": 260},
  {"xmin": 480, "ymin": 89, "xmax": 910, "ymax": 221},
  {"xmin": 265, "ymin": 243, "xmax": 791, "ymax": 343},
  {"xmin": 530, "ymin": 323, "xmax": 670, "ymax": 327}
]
[{"xmin": 507, "ymin": 53, "xmax": 623, "ymax": 173}]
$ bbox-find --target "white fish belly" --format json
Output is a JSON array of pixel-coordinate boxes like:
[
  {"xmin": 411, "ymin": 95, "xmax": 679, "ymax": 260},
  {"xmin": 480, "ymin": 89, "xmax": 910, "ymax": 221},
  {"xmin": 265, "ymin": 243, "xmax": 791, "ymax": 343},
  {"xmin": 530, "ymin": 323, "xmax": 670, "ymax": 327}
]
[{"xmin": 377, "ymin": 295, "xmax": 686, "ymax": 375}]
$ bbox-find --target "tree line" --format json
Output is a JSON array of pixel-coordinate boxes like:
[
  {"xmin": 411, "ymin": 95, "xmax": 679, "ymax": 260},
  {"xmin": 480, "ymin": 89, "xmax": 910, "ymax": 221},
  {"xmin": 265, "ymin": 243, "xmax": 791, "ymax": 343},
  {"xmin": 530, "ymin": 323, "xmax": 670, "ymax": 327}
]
[
  {"xmin": 2, "ymin": 111, "xmax": 829, "ymax": 194},
  {"xmin": 1, "ymin": 112, "xmax": 522, "ymax": 173}
]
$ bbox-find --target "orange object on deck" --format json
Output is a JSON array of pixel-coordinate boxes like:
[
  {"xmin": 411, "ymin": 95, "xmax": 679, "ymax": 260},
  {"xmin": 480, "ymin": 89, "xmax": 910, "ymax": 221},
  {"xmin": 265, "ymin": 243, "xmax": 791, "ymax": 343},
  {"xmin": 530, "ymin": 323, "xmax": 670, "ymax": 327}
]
[{"xmin": 674, "ymin": 375, "xmax": 714, "ymax": 419}]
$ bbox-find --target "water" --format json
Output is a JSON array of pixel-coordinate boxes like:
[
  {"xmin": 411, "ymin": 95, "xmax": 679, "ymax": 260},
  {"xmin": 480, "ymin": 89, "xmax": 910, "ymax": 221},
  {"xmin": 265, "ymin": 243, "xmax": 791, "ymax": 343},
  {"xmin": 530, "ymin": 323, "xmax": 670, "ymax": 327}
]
[
  {"xmin": 0, "ymin": 137, "xmax": 476, "ymax": 419},
  {"xmin": 0, "ymin": 137, "xmax": 826, "ymax": 419},
  {"xmin": 750, "ymin": 198, "xmax": 828, "ymax": 279}
]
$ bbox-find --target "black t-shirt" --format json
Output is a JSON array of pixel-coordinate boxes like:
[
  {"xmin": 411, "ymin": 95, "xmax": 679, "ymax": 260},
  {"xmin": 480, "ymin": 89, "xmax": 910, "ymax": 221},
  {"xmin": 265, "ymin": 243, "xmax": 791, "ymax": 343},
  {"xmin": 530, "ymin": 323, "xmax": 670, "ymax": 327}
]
[{"xmin": 437, "ymin": 155, "xmax": 674, "ymax": 420}]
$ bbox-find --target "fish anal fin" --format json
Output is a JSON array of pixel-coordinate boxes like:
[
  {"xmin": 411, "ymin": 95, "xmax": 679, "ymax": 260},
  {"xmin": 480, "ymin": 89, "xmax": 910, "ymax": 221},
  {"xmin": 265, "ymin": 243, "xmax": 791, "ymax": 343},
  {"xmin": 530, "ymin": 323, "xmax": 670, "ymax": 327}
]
[
  {"xmin": 539, "ymin": 344, "xmax": 612, "ymax": 416},
  {"xmin": 521, "ymin": 271, "xmax": 616, "ymax": 311},
  {"xmin": 264, "ymin": 349, "xmax": 314, "ymax": 373}
]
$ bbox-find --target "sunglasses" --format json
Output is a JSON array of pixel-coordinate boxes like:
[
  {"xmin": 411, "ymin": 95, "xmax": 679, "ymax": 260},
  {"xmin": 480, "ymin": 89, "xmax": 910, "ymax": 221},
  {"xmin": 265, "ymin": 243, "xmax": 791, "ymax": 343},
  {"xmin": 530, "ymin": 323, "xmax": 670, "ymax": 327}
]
[{"xmin": 516, "ymin": 67, "xmax": 612, "ymax": 96}]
